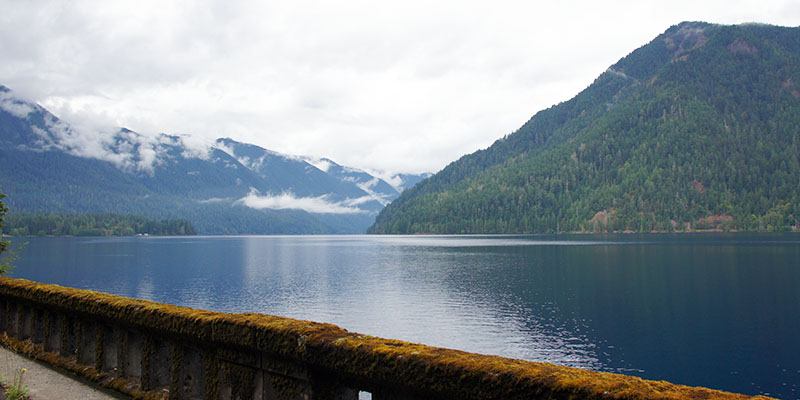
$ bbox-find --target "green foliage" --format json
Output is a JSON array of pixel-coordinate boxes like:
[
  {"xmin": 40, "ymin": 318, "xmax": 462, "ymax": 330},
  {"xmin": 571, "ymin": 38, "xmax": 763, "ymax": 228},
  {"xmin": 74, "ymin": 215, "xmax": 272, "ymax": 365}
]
[
  {"xmin": 0, "ymin": 186, "xmax": 7, "ymax": 254},
  {"xmin": 4, "ymin": 213, "xmax": 197, "ymax": 237},
  {"xmin": 370, "ymin": 22, "xmax": 800, "ymax": 234},
  {"xmin": 3, "ymin": 367, "xmax": 30, "ymax": 400},
  {"xmin": 0, "ymin": 186, "xmax": 9, "ymax": 274},
  {"xmin": 0, "ymin": 186, "xmax": 23, "ymax": 275}
]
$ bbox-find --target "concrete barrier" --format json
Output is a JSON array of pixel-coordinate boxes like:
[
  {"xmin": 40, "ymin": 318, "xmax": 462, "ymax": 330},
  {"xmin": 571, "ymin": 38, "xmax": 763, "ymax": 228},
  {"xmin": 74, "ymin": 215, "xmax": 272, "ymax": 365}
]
[{"xmin": 0, "ymin": 277, "xmax": 772, "ymax": 400}]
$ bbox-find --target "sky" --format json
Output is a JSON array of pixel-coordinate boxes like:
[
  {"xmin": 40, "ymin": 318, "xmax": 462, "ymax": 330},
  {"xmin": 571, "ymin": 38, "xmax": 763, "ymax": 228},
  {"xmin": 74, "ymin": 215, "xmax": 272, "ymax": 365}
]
[{"xmin": 1, "ymin": 1, "xmax": 799, "ymax": 175}]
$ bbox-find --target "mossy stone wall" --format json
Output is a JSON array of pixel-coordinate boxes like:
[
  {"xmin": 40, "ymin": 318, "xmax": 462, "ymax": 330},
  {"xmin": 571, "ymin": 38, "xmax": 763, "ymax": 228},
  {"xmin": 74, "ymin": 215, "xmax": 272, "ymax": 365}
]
[{"xmin": 0, "ymin": 277, "xmax": 775, "ymax": 400}]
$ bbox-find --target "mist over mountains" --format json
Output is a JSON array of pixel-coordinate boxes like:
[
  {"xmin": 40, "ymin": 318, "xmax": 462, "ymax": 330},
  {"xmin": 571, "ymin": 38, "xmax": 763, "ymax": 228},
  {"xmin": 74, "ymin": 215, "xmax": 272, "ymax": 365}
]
[
  {"xmin": 0, "ymin": 85, "xmax": 430, "ymax": 234},
  {"xmin": 9, "ymin": 21, "xmax": 798, "ymax": 236}
]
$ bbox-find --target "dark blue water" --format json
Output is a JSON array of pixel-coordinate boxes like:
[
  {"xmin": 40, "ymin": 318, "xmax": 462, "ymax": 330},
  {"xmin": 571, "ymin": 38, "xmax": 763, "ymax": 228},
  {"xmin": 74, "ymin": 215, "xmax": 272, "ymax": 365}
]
[{"xmin": 7, "ymin": 234, "xmax": 800, "ymax": 399}]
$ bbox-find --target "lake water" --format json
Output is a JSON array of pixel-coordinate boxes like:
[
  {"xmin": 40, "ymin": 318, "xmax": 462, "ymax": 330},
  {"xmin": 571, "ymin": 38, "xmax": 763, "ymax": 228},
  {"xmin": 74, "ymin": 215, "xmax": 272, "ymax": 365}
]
[{"xmin": 6, "ymin": 233, "xmax": 800, "ymax": 399}]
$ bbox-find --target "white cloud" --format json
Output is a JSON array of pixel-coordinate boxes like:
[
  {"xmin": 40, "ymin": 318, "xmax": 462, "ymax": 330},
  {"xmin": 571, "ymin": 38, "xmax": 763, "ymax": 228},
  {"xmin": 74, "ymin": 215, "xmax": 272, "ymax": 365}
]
[
  {"xmin": 358, "ymin": 168, "xmax": 408, "ymax": 192},
  {"xmin": 4, "ymin": 86, "xmax": 219, "ymax": 175},
  {"xmin": 213, "ymin": 140, "xmax": 236, "ymax": 159},
  {"xmin": 173, "ymin": 134, "xmax": 213, "ymax": 160},
  {"xmin": 2, "ymin": 88, "xmax": 171, "ymax": 173},
  {"xmin": 236, "ymin": 189, "xmax": 368, "ymax": 214},
  {"xmin": 305, "ymin": 158, "xmax": 333, "ymax": 173},
  {"xmin": 2, "ymin": 1, "xmax": 799, "ymax": 174},
  {"xmin": 197, "ymin": 197, "xmax": 232, "ymax": 204},
  {"xmin": 355, "ymin": 178, "xmax": 394, "ymax": 206},
  {"xmin": 344, "ymin": 195, "xmax": 383, "ymax": 207},
  {"xmin": 0, "ymin": 90, "xmax": 35, "ymax": 118},
  {"xmin": 39, "ymin": 118, "xmax": 167, "ymax": 175}
]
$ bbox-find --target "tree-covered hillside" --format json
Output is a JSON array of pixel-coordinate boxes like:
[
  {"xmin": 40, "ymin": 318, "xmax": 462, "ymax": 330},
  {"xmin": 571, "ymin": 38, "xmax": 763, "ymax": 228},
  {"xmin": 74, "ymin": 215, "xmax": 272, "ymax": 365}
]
[
  {"xmin": 369, "ymin": 22, "xmax": 800, "ymax": 234},
  {"xmin": 5, "ymin": 213, "xmax": 196, "ymax": 236}
]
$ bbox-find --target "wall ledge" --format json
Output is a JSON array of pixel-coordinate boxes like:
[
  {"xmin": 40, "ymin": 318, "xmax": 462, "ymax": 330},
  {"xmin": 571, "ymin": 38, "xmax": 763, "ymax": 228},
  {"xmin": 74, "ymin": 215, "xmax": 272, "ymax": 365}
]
[{"xmin": 0, "ymin": 277, "xmax": 775, "ymax": 400}]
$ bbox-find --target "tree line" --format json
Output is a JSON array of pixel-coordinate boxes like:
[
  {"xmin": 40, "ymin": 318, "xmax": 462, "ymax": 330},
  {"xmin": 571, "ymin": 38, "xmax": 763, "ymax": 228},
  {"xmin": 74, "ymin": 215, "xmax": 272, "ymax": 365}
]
[{"xmin": 4, "ymin": 213, "xmax": 196, "ymax": 236}]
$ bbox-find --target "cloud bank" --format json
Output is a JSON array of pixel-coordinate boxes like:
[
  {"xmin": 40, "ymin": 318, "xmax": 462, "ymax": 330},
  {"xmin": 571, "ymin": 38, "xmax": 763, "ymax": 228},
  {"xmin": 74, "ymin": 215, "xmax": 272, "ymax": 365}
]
[
  {"xmin": 36, "ymin": 116, "xmax": 212, "ymax": 175},
  {"xmin": 0, "ymin": 90, "xmax": 36, "ymax": 118},
  {"xmin": 2, "ymin": 1, "xmax": 799, "ymax": 174},
  {"xmin": 236, "ymin": 189, "xmax": 369, "ymax": 214},
  {"xmin": 3, "ymin": 86, "xmax": 216, "ymax": 175}
]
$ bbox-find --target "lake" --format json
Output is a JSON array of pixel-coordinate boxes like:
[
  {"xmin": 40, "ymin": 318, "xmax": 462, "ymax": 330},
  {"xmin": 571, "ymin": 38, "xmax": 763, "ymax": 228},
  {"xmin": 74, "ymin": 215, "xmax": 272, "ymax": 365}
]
[{"xmin": 6, "ymin": 233, "xmax": 800, "ymax": 399}]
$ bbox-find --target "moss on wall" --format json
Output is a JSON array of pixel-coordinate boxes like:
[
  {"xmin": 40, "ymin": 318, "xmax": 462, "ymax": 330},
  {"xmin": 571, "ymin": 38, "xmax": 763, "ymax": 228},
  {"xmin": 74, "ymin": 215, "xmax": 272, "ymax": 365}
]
[
  {"xmin": 141, "ymin": 334, "xmax": 152, "ymax": 391},
  {"xmin": 203, "ymin": 348, "xmax": 220, "ymax": 399},
  {"xmin": 0, "ymin": 332, "xmax": 165, "ymax": 400},
  {"xmin": 0, "ymin": 277, "xmax": 776, "ymax": 400},
  {"xmin": 95, "ymin": 326, "xmax": 104, "ymax": 371}
]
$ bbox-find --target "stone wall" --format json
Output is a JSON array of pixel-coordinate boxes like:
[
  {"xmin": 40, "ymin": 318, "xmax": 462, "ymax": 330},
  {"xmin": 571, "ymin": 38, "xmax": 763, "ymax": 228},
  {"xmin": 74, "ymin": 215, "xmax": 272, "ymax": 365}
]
[{"xmin": 0, "ymin": 277, "xmax": 770, "ymax": 400}]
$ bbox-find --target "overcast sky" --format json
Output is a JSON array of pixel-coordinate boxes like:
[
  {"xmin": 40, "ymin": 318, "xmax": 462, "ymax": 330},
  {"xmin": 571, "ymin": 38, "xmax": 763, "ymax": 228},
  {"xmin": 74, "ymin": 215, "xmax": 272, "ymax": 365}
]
[{"xmin": 2, "ymin": 1, "xmax": 799, "ymax": 175}]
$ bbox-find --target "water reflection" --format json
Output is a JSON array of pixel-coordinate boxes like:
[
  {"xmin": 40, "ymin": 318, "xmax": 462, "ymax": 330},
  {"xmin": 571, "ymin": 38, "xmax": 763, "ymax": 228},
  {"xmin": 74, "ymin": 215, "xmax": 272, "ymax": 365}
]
[{"xmin": 233, "ymin": 235, "xmax": 603, "ymax": 368}]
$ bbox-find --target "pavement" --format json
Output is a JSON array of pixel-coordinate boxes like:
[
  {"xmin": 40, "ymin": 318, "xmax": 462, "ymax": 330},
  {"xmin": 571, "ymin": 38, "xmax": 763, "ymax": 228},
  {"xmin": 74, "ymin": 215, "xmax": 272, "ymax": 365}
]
[{"xmin": 0, "ymin": 346, "xmax": 119, "ymax": 400}]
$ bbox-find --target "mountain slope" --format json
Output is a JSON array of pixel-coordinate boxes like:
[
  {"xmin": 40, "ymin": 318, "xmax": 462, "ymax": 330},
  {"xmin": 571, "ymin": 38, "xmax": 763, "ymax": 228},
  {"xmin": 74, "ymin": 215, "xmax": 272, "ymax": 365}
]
[
  {"xmin": 369, "ymin": 22, "xmax": 800, "ymax": 234},
  {"xmin": 0, "ymin": 86, "xmax": 428, "ymax": 234}
]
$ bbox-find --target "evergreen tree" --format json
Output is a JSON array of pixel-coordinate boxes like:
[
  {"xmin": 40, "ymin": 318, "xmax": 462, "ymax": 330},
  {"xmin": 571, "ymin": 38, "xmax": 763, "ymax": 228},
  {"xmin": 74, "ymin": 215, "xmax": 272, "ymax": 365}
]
[
  {"xmin": 0, "ymin": 185, "xmax": 17, "ymax": 275},
  {"xmin": 0, "ymin": 186, "xmax": 8, "ymax": 256},
  {"xmin": 4, "ymin": 213, "xmax": 197, "ymax": 237}
]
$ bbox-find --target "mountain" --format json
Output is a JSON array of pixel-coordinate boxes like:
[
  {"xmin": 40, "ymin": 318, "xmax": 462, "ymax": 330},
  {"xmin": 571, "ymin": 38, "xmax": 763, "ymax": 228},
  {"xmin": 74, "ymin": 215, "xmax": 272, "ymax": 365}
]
[
  {"xmin": 0, "ymin": 85, "xmax": 429, "ymax": 234},
  {"xmin": 369, "ymin": 22, "xmax": 800, "ymax": 234},
  {"xmin": 392, "ymin": 172, "xmax": 433, "ymax": 191}
]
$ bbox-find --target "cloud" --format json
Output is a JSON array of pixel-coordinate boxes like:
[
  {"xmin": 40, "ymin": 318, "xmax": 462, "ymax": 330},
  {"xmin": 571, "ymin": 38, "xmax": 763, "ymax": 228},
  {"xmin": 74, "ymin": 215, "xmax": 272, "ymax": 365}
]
[
  {"xmin": 305, "ymin": 158, "xmax": 333, "ymax": 173},
  {"xmin": 356, "ymin": 168, "xmax": 409, "ymax": 192},
  {"xmin": 197, "ymin": 197, "xmax": 232, "ymax": 204},
  {"xmin": 7, "ymin": 86, "xmax": 224, "ymax": 175},
  {"xmin": 5, "ymin": 87, "xmax": 243, "ymax": 183},
  {"xmin": 344, "ymin": 195, "xmax": 383, "ymax": 207},
  {"xmin": 2, "ymin": 1, "xmax": 800, "ymax": 174},
  {"xmin": 236, "ymin": 189, "xmax": 368, "ymax": 214},
  {"xmin": 0, "ymin": 90, "xmax": 36, "ymax": 118},
  {"xmin": 354, "ymin": 178, "xmax": 394, "ymax": 206},
  {"xmin": 31, "ymin": 112, "xmax": 168, "ymax": 175},
  {"xmin": 2, "ymin": 88, "xmax": 168, "ymax": 174},
  {"xmin": 157, "ymin": 134, "xmax": 213, "ymax": 161}
]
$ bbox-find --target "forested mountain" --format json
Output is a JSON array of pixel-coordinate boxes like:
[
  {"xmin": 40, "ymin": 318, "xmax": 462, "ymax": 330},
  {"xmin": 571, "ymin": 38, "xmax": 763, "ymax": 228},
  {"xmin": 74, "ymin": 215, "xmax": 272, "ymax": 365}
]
[
  {"xmin": 0, "ymin": 86, "xmax": 428, "ymax": 234},
  {"xmin": 369, "ymin": 22, "xmax": 800, "ymax": 234}
]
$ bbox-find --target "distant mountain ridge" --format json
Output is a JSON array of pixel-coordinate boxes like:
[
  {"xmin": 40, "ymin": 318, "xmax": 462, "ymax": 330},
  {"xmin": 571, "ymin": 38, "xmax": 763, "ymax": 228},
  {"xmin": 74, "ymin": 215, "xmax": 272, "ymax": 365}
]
[
  {"xmin": 0, "ymin": 85, "xmax": 428, "ymax": 234},
  {"xmin": 369, "ymin": 22, "xmax": 800, "ymax": 234}
]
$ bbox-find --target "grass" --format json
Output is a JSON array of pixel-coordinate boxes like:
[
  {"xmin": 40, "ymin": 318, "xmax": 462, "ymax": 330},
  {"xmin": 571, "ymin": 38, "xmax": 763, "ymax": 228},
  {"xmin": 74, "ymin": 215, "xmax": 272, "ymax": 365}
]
[{"xmin": 1, "ymin": 367, "xmax": 29, "ymax": 400}]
